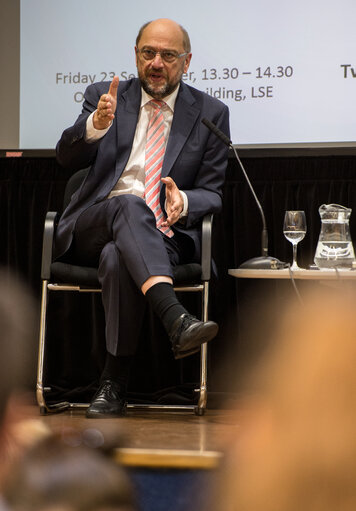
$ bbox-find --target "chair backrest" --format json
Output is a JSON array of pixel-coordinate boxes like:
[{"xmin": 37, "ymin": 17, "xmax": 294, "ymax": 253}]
[{"xmin": 63, "ymin": 168, "xmax": 89, "ymax": 211}]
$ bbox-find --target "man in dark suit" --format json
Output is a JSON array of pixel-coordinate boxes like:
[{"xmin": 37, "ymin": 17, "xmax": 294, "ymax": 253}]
[{"xmin": 56, "ymin": 18, "xmax": 230, "ymax": 418}]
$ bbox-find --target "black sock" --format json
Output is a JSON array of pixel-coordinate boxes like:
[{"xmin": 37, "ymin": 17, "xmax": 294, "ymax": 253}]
[
  {"xmin": 145, "ymin": 282, "xmax": 188, "ymax": 334},
  {"xmin": 100, "ymin": 353, "xmax": 134, "ymax": 394}
]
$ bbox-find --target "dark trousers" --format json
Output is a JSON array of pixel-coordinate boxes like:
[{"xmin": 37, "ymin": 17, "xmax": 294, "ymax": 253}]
[{"xmin": 69, "ymin": 194, "xmax": 193, "ymax": 356}]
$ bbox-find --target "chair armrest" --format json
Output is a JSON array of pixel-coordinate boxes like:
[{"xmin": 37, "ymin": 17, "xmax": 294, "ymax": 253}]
[
  {"xmin": 201, "ymin": 213, "xmax": 213, "ymax": 281},
  {"xmin": 41, "ymin": 212, "xmax": 59, "ymax": 280}
]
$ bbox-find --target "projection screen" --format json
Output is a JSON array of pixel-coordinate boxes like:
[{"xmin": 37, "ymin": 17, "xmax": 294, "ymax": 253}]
[{"xmin": 1, "ymin": 0, "xmax": 356, "ymax": 150}]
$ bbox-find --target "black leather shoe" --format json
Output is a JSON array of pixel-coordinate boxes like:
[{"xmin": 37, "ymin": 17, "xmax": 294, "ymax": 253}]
[
  {"xmin": 170, "ymin": 313, "xmax": 218, "ymax": 360},
  {"xmin": 86, "ymin": 380, "xmax": 127, "ymax": 418}
]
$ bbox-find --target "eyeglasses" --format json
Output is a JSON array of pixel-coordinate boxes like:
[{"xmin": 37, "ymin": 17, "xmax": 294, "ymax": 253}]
[{"xmin": 137, "ymin": 48, "xmax": 188, "ymax": 63}]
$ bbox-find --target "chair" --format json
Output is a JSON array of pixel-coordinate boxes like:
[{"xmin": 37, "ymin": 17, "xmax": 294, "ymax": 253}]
[{"xmin": 36, "ymin": 168, "xmax": 214, "ymax": 416}]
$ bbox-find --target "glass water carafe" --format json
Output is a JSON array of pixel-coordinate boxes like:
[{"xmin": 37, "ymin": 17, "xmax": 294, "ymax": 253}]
[{"xmin": 314, "ymin": 204, "xmax": 355, "ymax": 269}]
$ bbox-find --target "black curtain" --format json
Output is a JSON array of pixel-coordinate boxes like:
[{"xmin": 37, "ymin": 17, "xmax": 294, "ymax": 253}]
[{"xmin": 1, "ymin": 154, "xmax": 356, "ymax": 405}]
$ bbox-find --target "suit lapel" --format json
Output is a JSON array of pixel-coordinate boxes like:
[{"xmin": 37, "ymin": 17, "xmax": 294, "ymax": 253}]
[
  {"xmin": 114, "ymin": 80, "xmax": 141, "ymax": 179},
  {"xmin": 161, "ymin": 83, "xmax": 199, "ymax": 178},
  {"xmin": 112, "ymin": 80, "xmax": 199, "ymax": 182}
]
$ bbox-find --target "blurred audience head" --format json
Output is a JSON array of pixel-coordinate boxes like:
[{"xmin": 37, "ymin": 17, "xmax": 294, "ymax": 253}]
[
  {"xmin": 216, "ymin": 286, "xmax": 356, "ymax": 511},
  {"xmin": 0, "ymin": 271, "xmax": 136, "ymax": 511},
  {"xmin": 0, "ymin": 269, "xmax": 42, "ymax": 489},
  {"xmin": 3, "ymin": 434, "xmax": 137, "ymax": 511},
  {"xmin": 0, "ymin": 269, "xmax": 36, "ymax": 423}
]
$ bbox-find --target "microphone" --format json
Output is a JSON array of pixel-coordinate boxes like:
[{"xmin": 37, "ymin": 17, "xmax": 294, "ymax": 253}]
[{"xmin": 202, "ymin": 118, "xmax": 286, "ymax": 269}]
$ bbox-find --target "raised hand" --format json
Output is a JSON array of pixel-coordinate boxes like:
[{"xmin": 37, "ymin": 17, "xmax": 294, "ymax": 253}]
[
  {"xmin": 93, "ymin": 76, "xmax": 119, "ymax": 130},
  {"xmin": 161, "ymin": 177, "xmax": 184, "ymax": 227}
]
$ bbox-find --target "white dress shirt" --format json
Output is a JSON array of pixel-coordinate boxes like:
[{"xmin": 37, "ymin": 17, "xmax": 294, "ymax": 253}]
[{"xmin": 85, "ymin": 86, "xmax": 188, "ymax": 217}]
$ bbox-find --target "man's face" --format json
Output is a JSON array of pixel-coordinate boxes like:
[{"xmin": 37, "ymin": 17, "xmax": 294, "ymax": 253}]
[{"xmin": 135, "ymin": 20, "xmax": 192, "ymax": 99}]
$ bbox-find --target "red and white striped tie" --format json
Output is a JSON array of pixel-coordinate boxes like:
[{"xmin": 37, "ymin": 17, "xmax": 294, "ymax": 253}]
[{"xmin": 144, "ymin": 100, "xmax": 173, "ymax": 238}]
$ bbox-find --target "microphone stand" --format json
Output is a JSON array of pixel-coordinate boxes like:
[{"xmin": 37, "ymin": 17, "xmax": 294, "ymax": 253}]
[{"xmin": 202, "ymin": 118, "xmax": 286, "ymax": 270}]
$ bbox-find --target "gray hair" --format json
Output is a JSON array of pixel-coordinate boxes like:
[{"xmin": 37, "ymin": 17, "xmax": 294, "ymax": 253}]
[{"xmin": 136, "ymin": 20, "xmax": 191, "ymax": 52}]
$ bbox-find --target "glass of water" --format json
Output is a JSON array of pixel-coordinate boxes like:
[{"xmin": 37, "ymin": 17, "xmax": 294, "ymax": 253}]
[{"xmin": 283, "ymin": 210, "xmax": 306, "ymax": 270}]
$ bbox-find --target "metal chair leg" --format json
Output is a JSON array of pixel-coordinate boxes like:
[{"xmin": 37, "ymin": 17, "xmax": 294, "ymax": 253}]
[
  {"xmin": 195, "ymin": 281, "xmax": 209, "ymax": 416},
  {"xmin": 37, "ymin": 282, "xmax": 210, "ymax": 415},
  {"xmin": 36, "ymin": 281, "xmax": 70, "ymax": 415}
]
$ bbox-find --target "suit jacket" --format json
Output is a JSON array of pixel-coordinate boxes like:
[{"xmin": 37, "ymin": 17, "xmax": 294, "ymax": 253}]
[{"xmin": 55, "ymin": 78, "xmax": 230, "ymax": 261}]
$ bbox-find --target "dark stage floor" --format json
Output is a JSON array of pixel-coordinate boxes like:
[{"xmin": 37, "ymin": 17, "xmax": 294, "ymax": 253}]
[{"xmin": 16, "ymin": 403, "xmax": 240, "ymax": 469}]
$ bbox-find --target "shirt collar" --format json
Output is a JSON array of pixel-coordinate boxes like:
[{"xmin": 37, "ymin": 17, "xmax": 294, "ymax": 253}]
[{"xmin": 140, "ymin": 83, "xmax": 180, "ymax": 112}]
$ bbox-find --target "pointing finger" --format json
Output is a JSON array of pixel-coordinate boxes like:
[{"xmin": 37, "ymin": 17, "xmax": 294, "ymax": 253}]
[{"xmin": 108, "ymin": 76, "xmax": 119, "ymax": 98}]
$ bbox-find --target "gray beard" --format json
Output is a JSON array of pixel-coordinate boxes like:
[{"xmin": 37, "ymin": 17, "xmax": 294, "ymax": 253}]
[{"xmin": 140, "ymin": 78, "xmax": 179, "ymax": 100}]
